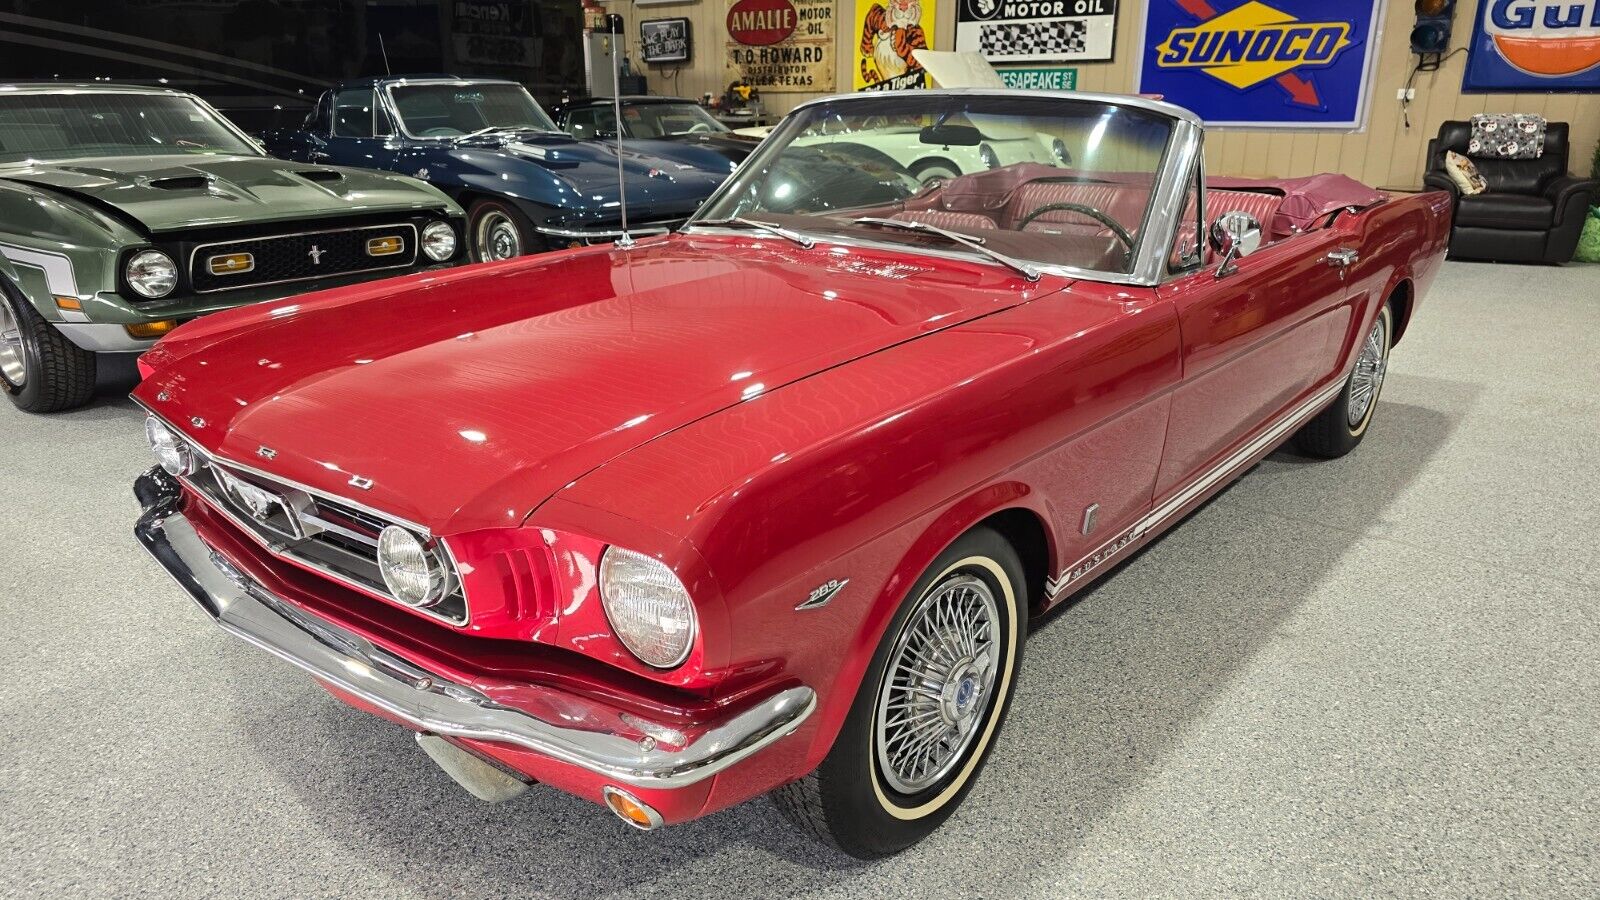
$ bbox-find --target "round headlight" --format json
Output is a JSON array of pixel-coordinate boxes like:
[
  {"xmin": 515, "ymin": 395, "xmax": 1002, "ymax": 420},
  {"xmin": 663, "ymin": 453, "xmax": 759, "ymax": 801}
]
[
  {"xmin": 979, "ymin": 142, "xmax": 1000, "ymax": 170},
  {"xmin": 144, "ymin": 415, "xmax": 193, "ymax": 476},
  {"xmin": 126, "ymin": 250, "xmax": 177, "ymax": 299},
  {"xmin": 599, "ymin": 547, "xmax": 697, "ymax": 669},
  {"xmin": 421, "ymin": 221, "xmax": 457, "ymax": 262},
  {"xmin": 376, "ymin": 525, "xmax": 448, "ymax": 607}
]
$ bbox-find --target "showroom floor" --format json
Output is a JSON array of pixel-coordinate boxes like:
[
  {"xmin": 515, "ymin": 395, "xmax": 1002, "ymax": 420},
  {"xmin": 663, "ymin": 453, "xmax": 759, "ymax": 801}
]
[{"xmin": 2, "ymin": 261, "xmax": 1596, "ymax": 899}]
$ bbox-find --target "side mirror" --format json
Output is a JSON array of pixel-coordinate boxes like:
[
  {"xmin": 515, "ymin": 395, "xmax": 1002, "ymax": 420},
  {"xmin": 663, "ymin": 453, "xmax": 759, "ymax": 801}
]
[{"xmin": 1209, "ymin": 210, "xmax": 1262, "ymax": 277}]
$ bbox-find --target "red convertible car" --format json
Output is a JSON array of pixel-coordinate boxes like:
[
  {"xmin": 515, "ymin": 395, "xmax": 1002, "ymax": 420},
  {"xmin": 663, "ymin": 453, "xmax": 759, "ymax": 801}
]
[{"xmin": 132, "ymin": 90, "xmax": 1450, "ymax": 857}]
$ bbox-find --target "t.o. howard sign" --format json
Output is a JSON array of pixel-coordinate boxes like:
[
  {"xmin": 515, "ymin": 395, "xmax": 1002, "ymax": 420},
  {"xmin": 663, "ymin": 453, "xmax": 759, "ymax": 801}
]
[
  {"xmin": 726, "ymin": 0, "xmax": 836, "ymax": 91},
  {"xmin": 956, "ymin": 0, "xmax": 1117, "ymax": 63}
]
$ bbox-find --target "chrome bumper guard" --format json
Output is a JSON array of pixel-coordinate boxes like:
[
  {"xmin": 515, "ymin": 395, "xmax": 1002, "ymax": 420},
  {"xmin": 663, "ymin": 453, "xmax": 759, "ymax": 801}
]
[{"xmin": 134, "ymin": 469, "xmax": 815, "ymax": 790}]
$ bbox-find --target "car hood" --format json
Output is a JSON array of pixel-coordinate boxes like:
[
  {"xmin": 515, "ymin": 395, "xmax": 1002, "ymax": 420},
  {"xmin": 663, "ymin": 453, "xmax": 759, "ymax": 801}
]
[
  {"xmin": 135, "ymin": 234, "xmax": 1056, "ymax": 534},
  {"xmin": 626, "ymin": 135, "xmax": 755, "ymax": 170},
  {"xmin": 455, "ymin": 132, "xmax": 727, "ymax": 200},
  {"xmin": 0, "ymin": 155, "xmax": 449, "ymax": 233}
]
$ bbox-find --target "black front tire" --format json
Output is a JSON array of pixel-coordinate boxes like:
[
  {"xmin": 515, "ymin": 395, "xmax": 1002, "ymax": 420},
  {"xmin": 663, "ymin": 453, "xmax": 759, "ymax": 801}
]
[
  {"xmin": 467, "ymin": 199, "xmax": 543, "ymax": 262},
  {"xmin": 1293, "ymin": 303, "xmax": 1393, "ymax": 458},
  {"xmin": 0, "ymin": 284, "xmax": 96, "ymax": 413},
  {"xmin": 772, "ymin": 526, "xmax": 1028, "ymax": 858}
]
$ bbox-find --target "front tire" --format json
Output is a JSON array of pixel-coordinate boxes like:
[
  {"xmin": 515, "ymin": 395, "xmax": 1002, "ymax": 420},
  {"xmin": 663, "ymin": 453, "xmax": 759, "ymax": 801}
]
[
  {"xmin": 772, "ymin": 527, "xmax": 1027, "ymax": 858},
  {"xmin": 0, "ymin": 283, "xmax": 96, "ymax": 413},
  {"xmin": 467, "ymin": 199, "xmax": 542, "ymax": 262},
  {"xmin": 1293, "ymin": 303, "xmax": 1392, "ymax": 458}
]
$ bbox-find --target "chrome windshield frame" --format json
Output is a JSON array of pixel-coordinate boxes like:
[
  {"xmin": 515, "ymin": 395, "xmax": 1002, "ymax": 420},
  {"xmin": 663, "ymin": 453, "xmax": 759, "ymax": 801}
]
[
  {"xmin": 380, "ymin": 78, "xmax": 559, "ymax": 142},
  {"xmin": 683, "ymin": 88, "xmax": 1205, "ymax": 288}
]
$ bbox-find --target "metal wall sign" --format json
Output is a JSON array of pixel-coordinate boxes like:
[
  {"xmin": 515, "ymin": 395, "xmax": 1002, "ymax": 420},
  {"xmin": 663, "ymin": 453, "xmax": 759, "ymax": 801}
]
[
  {"xmin": 1135, "ymin": 0, "xmax": 1386, "ymax": 130},
  {"xmin": 725, "ymin": 0, "xmax": 837, "ymax": 92},
  {"xmin": 641, "ymin": 18, "xmax": 692, "ymax": 64},
  {"xmin": 997, "ymin": 65, "xmax": 1078, "ymax": 89},
  {"xmin": 1462, "ymin": 0, "xmax": 1600, "ymax": 92},
  {"xmin": 855, "ymin": 0, "xmax": 938, "ymax": 91},
  {"xmin": 955, "ymin": 0, "xmax": 1118, "ymax": 63}
]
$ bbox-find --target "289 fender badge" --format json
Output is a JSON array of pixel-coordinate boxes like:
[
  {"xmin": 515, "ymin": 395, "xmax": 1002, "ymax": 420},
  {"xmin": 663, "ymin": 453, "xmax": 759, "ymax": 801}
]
[
  {"xmin": 256, "ymin": 446, "xmax": 277, "ymax": 460},
  {"xmin": 348, "ymin": 474, "xmax": 374, "ymax": 490},
  {"xmin": 796, "ymin": 578, "xmax": 848, "ymax": 611}
]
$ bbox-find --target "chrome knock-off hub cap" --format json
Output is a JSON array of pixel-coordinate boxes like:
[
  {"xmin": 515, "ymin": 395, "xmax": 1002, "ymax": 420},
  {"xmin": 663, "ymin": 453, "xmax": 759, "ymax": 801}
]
[
  {"xmin": 1347, "ymin": 314, "xmax": 1389, "ymax": 428},
  {"xmin": 0, "ymin": 299, "xmax": 26, "ymax": 389},
  {"xmin": 475, "ymin": 212, "xmax": 522, "ymax": 261},
  {"xmin": 875, "ymin": 573, "xmax": 1001, "ymax": 795}
]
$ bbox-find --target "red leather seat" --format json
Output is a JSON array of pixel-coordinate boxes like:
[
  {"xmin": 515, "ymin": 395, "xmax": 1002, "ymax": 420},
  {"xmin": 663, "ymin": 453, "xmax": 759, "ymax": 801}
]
[
  {"xmin": 1006, "ymin": 182, "xmax": 1146, "ymax": 236},
  {"xmin": 1207, "ymin": 190, "xmax": 1285, "ymax": 240},
  {"xmin": 889, "ymin": 210, "xmax": 998, "ymax": 232}
]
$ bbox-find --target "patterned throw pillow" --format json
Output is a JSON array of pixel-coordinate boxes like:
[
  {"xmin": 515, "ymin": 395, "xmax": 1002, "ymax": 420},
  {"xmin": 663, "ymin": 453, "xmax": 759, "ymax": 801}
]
[
  {"xmin": 1468, "ymin": 113, "xmax": 1546, "ymax": 160},
  {"xmin": 1445, "ymin": 151, "xmax": 1487, "ymax": 196}
]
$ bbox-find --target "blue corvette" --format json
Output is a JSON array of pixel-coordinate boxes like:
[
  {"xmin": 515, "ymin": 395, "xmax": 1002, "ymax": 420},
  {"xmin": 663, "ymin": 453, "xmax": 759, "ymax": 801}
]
[{"xmin": 260, "ymin": 77, "xmax": 729, "ymax": 260}]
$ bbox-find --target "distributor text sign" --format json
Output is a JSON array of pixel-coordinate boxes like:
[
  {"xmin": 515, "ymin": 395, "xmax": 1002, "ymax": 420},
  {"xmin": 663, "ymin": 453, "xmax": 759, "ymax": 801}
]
[
  {"xmin": 1463, "ymin": 0, "xmax": 1600, "ymax": 92},
  {"xmin": 726, "ymin": 0, "xmax": 836, "ymax": 92},
  {"xmin": 1135, "ymin": 0, "xmax": 1385, "ymax": 129}
]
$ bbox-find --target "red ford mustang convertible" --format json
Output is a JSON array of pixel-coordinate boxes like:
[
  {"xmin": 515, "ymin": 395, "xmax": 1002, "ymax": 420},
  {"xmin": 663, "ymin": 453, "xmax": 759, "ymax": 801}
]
[{"xmin": 133, "ymin": 90, "xmax": 1450, "ymax": 857}]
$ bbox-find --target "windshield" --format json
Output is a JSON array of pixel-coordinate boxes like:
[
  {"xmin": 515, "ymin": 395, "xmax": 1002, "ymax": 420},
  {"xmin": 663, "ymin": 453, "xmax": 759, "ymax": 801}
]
[
  {"xmin": 565, "ymin": 102, "xmax": 729, "ymax": 141},
  {"xmin": 0, "ymin": 92, "xmax": 259, "ymax": 164},
  {"xmin": 388, "ymin": 83, "xmax": 557, "ymax": 138},
  {"xmin": 693, "ymin": 95, "xmax": 1177, "ymax": 276}
]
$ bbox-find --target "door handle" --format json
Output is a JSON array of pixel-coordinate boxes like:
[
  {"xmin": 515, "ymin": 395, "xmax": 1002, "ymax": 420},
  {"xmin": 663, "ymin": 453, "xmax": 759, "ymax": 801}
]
[{"xmin": 1325, "ymin": 248, "xmax": 1360, "ymax": 267}]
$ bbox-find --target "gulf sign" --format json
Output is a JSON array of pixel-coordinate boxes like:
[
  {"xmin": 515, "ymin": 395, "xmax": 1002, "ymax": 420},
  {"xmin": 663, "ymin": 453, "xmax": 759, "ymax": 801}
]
[
  {"xmin": 1464, "ymin": 0, "xmax": 1600, "ymax": 91},
  {"xmin": 1136, "ymin": 0, "xmax": 1384, "ymax": 128}
]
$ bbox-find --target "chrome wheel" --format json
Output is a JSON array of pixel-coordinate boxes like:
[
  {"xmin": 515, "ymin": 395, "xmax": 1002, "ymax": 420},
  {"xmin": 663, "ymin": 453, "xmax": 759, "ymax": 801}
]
[
  {"xmin": 1347, "ymin": 313, "xmax": 1389, "ymax": 428},
  {"xmin": 874, "ymin": 573, "xmax": 1001, "ymax": 795},
  {"xmin": 0, "ymin": 297, "xmax": 26, "ymax": 389},
  {"xmin": 474, "ymin": 210, "xmax": 522, "ymax": 261}
]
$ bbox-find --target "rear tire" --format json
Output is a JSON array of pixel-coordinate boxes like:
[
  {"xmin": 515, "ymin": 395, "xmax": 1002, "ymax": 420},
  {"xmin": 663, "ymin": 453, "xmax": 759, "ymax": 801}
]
[
  {"xmin": 0, "ymin": 283, "xmax": 96, "ymax": 413},
  {"xmin": 772, "ymin": 526, "xmax": 1027, "ymax": 858},
  {"xmin": 1293, "ymin": 303, "xmax": 1392, "ymax": 458}
]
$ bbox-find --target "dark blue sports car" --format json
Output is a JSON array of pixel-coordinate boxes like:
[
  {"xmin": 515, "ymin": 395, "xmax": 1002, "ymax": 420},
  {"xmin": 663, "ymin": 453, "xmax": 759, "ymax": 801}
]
[{"xmin": 260, "ymin": 77, "xmax": 729, "ymax": 261}]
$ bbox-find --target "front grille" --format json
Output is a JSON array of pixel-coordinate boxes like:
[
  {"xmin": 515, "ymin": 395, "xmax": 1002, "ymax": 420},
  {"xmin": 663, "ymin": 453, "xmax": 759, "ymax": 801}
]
[
  {"xmin": 181, "ymin": 455, "xmax": 467, "ymax": 625},
  {"xmin": 189, "ymin": 223, "xmax": 418, "ymax": 294}
]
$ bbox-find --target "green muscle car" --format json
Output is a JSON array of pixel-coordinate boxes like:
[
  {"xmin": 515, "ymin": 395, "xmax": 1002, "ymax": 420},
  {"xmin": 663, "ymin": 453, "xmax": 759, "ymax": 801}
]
[{"xmin": 0, "ymin": 84, "xmax": 466, "ymax": 412}]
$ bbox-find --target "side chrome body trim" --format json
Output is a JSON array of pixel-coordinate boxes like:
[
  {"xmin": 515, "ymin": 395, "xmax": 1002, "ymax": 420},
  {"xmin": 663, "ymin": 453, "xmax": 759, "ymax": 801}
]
[
  {"xmin": 134, "ymin": 469, "xmax": 817, "ymax": 790},
  {"xmin": 1044, "ymin": 376, "xmax": 1346, "ymax": 599}
]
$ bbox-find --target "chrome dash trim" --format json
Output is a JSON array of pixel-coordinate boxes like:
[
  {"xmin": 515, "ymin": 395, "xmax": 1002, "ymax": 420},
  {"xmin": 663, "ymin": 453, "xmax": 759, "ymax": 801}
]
[{"xmin": 1045, "ymin": 376, "xmax": 1347, "ymax": 599}]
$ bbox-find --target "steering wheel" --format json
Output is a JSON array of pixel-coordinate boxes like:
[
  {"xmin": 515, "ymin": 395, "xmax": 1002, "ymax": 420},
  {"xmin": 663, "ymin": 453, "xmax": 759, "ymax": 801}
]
[
  {"xmin": 1017, "ymin": 202, "xmax": 1135, "ymax": 249},
  {"xmin": 686, "ymin": 122, "xmax": 714, "ymax": 134}
]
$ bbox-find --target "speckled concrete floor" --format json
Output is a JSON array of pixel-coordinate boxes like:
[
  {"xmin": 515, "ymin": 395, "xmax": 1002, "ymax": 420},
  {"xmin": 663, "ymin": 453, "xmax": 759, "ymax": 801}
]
[{"xmin": 2, "ymin": 261, "xmax": 1596, "ymax": 899}]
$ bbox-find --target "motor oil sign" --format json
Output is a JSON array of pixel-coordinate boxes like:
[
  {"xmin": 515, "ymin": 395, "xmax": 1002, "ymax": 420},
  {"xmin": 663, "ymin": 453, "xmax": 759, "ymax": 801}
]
[
  {"xmin": 727, "ymin": 0, "xmax": 836, "ymax": 92},
  {"xmin": 1463, "ymin": 0, "xmax": 1600, "ymax": 91},
  {"xmin": 956, "ymin": 0, "xmax": 1118, "ymax": 64},
  {"xmin": 1135, "ymin": 0, "xmax": 1384, "ymax": 129}
]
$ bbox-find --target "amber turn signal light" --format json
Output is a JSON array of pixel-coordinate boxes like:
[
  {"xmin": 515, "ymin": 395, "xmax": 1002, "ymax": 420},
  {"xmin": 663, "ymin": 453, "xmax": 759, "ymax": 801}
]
[
  {"xmin": 125, "ymin": 320, "xmax": 178, "ymax": 340},
  {"xmin": 602, "ymin": 786, "xmax": 662, "ymax": 830},
  {"xmin": 207, "ymin": 252, "xmax": 254, "ymax": 275},
  {"xmin": 366, "ymin": 235, "xmax": 405, "ymax": 256},
  {"xmin": 54, "ymin": 296, "xmax": 82, "ymax": 311}
]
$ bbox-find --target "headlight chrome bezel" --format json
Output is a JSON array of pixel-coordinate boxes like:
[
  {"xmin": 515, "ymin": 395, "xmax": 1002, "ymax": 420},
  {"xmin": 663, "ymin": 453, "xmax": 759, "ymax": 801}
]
[
  {"xmin": 421, "ymin": 220, "xmax": 458, "ymax": 262},
  {"xmin": 598, "ymin": 546, "xmax": 698, "ymax": 669},
  {"xmin": 376, "ymin": 524, "xmax": 451, "ymax": 608},
  {"xmin": 125, "ymin": 249, "xmax": 179, "ymax": 299},
  {"xmin": 143, "ymin": 415, "xmax": 195, "ymax": 476}
]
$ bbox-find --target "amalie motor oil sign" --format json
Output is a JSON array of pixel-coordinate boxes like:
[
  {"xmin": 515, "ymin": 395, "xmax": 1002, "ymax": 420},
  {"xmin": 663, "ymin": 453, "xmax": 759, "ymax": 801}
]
[{"xmin": 726, "ymin": 0, "xmax": 836, "ymax": 91}]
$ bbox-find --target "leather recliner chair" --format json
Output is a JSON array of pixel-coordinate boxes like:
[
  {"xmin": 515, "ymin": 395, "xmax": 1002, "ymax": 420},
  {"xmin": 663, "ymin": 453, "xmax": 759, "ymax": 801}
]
[{"xmin": 1423, "ymin": 120, "xmax": 1596, "ymax": 264}]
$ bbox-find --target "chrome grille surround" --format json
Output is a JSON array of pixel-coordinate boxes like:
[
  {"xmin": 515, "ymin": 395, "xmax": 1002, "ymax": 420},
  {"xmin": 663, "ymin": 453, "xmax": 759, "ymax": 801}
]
[{"xmin": 141, "ymin": 411, "xmax": 469, "ymax": 626}]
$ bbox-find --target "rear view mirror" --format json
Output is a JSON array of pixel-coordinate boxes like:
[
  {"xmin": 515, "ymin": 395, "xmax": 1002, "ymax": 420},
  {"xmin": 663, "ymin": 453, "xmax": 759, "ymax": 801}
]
[
  {"xmin": 919, "ymin": 124, "xmax": 982, "ymax": 147},
  {"xmin": 1209, "ymin": 210, "xmax": 1262, "ymax": 277}
]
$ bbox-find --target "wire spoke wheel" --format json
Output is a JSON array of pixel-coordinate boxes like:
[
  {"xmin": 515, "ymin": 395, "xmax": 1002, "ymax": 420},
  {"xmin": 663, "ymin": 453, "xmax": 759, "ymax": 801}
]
[
  {"xmin": 1347, "ymin": 313, "xmax": 1389, "ymax": 428},
  {"xmin": 874, "ymin": 573, "xmax": 1001, "ymax": 796},
  {"xmin": 0, "ymin": 297, "xmax": 27, "ymax": 389}
]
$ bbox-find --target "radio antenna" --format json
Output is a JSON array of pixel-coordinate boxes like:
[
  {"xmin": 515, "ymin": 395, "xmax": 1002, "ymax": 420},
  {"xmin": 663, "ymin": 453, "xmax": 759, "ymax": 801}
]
[
  {"xmin": 609, "ymin": 14, "xmax": 633, "ymax": 249},
  {"xmin": 378, "ymin": 34, "xmax": 392, "ymax": 76}
]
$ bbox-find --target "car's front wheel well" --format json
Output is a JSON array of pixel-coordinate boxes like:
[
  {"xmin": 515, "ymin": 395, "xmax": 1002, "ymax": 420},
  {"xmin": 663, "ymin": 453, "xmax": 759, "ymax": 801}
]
[
  {"xmin": 1388, "ymin": 280, "xmax": 1414, "ymax": 346},
  {"xmin": 975, "ymin": 507, "xmax": 1051, "ymax": 613}
]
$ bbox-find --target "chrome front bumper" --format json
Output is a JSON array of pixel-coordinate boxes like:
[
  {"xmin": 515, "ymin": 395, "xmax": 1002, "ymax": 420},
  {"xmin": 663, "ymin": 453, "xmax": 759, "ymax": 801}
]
[{"xmin": 133, "ymin": 469, "xmax": 815, "ymax": 790}]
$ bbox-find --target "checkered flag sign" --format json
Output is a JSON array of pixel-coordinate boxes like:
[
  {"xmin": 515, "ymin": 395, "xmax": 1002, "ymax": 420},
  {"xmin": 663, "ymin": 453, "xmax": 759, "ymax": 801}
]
[{"xmin": 977, "ymin": 19, "xmax": 1086, "ymax": 56}]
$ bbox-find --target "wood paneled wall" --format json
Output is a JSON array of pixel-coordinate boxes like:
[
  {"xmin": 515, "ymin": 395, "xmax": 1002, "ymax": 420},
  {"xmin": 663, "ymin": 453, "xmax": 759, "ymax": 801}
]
[{"xmin": 606, "ymin": 0, "xmax": 1600, "ymax": 186}]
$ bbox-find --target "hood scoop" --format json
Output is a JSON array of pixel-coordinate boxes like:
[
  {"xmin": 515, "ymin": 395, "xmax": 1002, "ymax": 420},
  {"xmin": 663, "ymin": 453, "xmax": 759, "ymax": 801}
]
[
  {"xmin": 146, "ymin": 174, "xmax": 213, "ymax": 191},
  {"xmin": 295, "ymin": 168, "xmax": 346, "ymax": 184}
]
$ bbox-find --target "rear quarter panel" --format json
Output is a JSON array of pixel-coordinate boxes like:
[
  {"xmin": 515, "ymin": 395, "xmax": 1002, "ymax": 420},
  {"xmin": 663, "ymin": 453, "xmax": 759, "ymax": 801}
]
[{"xmin": 1336, "ymin": 190, "xmax": 1452, "ymax": 360}]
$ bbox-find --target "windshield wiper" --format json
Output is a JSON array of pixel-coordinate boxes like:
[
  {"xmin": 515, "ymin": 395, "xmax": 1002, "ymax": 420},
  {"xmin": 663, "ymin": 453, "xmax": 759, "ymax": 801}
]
[
  {"xmin": 695, "ymin": 217, "xmax": 815, "ymax": 249},
  {"xmin": 849, "ymin": 217, "xmax": 1040, "ymax": 282}
]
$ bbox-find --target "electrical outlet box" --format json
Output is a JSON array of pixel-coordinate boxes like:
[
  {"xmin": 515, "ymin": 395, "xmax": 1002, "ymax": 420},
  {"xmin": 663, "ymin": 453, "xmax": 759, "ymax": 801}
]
[{"xmin": 1396, "ymin": 88, "xmax": 1416, "ymax": 101}]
